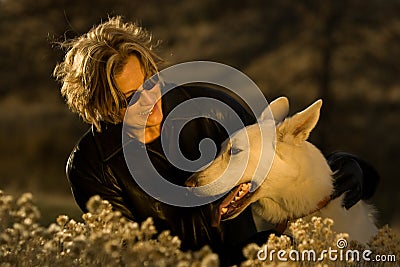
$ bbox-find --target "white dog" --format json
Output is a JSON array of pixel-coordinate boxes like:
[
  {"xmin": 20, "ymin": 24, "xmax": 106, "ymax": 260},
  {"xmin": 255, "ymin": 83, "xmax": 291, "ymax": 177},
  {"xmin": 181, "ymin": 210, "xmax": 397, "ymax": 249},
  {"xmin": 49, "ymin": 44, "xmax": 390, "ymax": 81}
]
[{"xmin": 186, "ymin": 97, "xmax": 377, "ymax": 243}]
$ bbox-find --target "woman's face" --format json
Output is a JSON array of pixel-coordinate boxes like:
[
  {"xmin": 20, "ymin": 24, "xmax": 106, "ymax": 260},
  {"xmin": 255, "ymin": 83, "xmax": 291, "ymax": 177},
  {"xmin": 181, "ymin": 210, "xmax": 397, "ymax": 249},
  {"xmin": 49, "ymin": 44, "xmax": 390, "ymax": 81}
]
[{"xmin": 115, "ymin": 55, "xmax": 163, "ymax": 131}]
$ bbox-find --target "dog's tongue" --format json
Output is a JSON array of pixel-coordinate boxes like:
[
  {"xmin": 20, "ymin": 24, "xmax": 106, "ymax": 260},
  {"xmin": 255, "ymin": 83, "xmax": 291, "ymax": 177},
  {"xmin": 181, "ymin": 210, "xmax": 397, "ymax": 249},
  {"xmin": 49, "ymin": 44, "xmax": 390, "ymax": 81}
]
[{"xmin": 211, "ymin": 185, "xmax": 242, "ymax": 227}]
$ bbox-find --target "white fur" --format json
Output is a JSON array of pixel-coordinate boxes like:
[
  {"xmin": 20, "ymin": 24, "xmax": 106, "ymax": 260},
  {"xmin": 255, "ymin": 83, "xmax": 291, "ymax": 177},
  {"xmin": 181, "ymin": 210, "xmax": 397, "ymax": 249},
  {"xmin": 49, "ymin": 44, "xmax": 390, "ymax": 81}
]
[{"xmin": 186, "ymin": 97, "xmax": 377, "ymax": 243}]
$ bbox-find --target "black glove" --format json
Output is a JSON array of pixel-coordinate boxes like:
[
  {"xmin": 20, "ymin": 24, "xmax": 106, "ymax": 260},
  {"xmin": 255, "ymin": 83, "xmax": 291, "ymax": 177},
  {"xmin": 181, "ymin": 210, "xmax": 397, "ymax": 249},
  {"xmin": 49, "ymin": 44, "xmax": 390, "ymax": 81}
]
[{"xmin": 327, "ymin": 151, "xmax": 380, "ymax": 210}]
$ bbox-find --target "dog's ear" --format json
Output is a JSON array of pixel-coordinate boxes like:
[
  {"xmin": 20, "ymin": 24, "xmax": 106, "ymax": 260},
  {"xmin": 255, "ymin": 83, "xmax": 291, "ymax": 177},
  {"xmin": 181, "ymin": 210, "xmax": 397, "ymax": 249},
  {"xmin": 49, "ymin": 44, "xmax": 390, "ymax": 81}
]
[
  {"xmin": 259, "ymin": 96, "xmax": 289, "ymax": 123},
  {"xmin": 278, "ymin": 99, "xmax": 322, "ymax": 145}
]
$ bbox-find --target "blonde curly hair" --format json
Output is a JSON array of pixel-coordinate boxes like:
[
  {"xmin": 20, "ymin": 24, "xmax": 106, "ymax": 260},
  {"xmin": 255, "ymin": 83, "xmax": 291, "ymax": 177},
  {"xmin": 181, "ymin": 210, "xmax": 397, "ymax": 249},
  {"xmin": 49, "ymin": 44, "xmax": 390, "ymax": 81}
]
[{"xmin": 54, "ymin": 16, "xmax": 162, "ymax": 131}]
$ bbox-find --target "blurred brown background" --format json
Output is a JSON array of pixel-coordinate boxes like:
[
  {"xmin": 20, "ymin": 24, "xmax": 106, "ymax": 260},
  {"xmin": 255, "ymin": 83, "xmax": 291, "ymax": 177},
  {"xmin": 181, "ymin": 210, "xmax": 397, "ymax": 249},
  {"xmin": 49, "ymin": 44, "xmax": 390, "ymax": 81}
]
[{"xmin": 1, "ymin": 0, "xmax": 399, "ymax": 229}]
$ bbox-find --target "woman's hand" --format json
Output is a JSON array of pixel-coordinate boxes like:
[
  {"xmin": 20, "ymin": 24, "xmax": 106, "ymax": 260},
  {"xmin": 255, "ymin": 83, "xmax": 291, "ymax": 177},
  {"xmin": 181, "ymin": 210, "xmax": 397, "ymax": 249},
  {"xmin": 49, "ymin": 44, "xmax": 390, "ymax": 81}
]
[{"xmin": 327, "ymin": 151, "xmax": 380, "ymax": 209}]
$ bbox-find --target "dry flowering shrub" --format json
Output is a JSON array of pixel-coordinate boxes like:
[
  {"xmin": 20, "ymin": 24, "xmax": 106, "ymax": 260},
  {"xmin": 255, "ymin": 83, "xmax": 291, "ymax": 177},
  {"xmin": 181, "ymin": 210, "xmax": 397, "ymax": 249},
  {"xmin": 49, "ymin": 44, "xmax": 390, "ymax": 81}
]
[
  {"xmin": 0, "ymin": 190, "xmax": 219, "ymax": 267},
  {"xmin": 367, "ymin": 225, "xmax": 400, "ymax": 265},
  {"xmin": 1, "ymin": 189, "xmax": 399, "ymax": 267},
  {"xmin": 241, "ymin": 217, "xmax": 400, "ymax": 267},
  {"xmin": 0, "ymin": 190, "xmax": 45, "ymax": 266}
]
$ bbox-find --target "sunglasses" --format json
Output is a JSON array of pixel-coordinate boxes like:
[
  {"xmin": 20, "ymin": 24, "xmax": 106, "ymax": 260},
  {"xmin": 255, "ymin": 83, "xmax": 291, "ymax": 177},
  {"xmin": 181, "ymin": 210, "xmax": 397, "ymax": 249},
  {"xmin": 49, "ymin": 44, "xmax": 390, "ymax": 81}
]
[{"xmin": 124, "ymin": 75, "xmax": 161, "ymax": 107}]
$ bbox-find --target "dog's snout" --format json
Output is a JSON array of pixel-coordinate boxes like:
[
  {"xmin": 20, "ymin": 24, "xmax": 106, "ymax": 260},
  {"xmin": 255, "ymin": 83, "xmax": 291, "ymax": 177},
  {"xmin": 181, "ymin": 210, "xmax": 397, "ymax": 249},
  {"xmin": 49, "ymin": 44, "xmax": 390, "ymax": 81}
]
[{"xmin": 185, "ymin": 178, "xmax": 198, "ymax": 187}]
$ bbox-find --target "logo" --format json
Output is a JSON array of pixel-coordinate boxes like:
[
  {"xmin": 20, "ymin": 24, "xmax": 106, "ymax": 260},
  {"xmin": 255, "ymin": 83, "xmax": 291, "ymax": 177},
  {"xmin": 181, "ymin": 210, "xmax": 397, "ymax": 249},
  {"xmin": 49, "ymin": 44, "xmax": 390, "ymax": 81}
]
[{"xmin": 122, "ymin": 61, "xmax": 275, "ymax": 207}]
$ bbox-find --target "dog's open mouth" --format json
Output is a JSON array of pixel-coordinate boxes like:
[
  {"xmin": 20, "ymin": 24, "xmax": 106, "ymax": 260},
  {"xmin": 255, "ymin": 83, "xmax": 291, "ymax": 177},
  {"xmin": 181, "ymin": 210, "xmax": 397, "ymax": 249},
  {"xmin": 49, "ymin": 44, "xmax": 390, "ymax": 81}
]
[{"xmin": 211, "ymin": 182, "xmax": 253, "ymax": 227}]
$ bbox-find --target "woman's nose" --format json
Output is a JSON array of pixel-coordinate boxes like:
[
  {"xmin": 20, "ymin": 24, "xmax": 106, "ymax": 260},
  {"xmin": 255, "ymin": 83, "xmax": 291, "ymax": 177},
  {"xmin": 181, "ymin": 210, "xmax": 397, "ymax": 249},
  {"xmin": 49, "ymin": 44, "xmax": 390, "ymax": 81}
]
[{"xmin": 140, "ymin": 88, "xmax": 158, "ymax": 105}]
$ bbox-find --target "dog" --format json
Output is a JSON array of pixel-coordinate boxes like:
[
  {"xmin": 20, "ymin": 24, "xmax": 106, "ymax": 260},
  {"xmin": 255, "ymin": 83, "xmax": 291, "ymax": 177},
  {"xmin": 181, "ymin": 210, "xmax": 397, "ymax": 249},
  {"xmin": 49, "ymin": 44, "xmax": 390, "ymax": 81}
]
[{"xmin": 186, "ymin": 97, "xmax": 377, "ymax": 243}]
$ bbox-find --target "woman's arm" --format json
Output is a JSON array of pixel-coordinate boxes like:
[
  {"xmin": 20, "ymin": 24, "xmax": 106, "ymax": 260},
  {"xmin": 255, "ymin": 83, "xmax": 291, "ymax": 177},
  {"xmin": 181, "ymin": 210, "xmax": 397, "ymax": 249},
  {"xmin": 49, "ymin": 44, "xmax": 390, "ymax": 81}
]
[{"xmin": 66, "ymin": 133, "xmax": 136, "ymax": 220}]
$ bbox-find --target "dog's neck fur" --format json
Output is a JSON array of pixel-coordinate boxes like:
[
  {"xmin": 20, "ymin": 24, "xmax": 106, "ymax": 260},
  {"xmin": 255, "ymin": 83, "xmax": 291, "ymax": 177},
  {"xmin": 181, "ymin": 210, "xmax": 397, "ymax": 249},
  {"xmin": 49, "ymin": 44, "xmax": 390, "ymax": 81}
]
[{"xmin": 251, "ymin": 141, "xmax": 334, "ymax": 224}]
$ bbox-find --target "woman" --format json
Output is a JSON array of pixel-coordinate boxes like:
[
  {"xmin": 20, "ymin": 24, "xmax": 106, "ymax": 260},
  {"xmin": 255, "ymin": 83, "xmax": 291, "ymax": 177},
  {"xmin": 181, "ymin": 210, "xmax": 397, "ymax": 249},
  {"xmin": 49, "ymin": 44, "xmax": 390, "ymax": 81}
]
[{"xmin": 54, "ymin": 16, "xmax": 379, "ymax": 264}]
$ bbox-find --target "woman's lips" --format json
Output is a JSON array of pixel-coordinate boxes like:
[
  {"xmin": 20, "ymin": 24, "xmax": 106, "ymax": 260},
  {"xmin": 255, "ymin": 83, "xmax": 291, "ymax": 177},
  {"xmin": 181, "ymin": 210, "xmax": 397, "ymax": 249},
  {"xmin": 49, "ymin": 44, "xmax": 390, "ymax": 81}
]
[
  {"xmin": 138, "ymin": 105, "xmax": 157, "ymax": 116},
  {"xmin": 138, "ymin": 108, "xmax": 153, "ymax": 116}
]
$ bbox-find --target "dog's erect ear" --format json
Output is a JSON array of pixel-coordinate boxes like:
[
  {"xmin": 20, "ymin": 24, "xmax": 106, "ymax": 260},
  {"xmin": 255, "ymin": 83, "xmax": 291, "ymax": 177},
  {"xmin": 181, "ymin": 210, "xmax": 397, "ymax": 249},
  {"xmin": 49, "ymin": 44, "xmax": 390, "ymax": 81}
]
[
  {"xmin": 259, "ymin": 96, "xmax": 289, "ymax": 123},
  {"xmin": 278, "ymin": 99, "xmax": 322, "ymax": 145}
]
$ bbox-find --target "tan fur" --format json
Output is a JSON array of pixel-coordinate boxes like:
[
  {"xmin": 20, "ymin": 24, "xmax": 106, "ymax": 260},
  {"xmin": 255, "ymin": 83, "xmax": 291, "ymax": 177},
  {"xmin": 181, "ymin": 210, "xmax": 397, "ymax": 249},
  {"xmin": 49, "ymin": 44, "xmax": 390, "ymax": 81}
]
[{"xmin": 186, "ymin": 97, "xmax": 377, "ymax": 243}]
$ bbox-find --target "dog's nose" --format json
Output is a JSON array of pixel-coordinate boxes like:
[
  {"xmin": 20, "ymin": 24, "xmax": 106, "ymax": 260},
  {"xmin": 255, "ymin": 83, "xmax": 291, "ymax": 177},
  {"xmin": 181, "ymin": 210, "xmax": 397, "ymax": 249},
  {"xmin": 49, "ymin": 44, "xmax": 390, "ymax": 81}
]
[{"xmin": 185, "ymin": 178, "xmax": 197, "ymax": 187}]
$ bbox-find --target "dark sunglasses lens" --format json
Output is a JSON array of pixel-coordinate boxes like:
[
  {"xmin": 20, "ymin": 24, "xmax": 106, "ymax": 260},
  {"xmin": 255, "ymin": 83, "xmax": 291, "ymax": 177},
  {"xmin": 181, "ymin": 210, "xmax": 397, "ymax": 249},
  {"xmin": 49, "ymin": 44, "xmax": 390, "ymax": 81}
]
[
  {"xmin": 126, "ymin": 93, "xmax": 141, "ymax": 106},
  {"xmin": 143, "ymin": 75, "xmax": 159, "ymax": 90}
]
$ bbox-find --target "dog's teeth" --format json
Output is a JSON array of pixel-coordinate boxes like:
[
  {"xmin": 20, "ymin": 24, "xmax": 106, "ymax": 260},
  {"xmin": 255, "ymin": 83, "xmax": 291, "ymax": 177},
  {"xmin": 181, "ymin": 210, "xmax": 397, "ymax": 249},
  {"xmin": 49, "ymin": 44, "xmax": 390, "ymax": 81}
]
[
  {"xmin": 221, "ymin": 208, "xmax": 228, "ymax": 214},
  {"xmin": 238, "ymin": 190, "xmax": 245, "ymax": 197},
  {"xmin": 234, "ymin": 196, "xmax": 240, "ymax": 201},
  {"xmin": 242, "ymin": 183, "xmax": 249, "ymax": 190}
]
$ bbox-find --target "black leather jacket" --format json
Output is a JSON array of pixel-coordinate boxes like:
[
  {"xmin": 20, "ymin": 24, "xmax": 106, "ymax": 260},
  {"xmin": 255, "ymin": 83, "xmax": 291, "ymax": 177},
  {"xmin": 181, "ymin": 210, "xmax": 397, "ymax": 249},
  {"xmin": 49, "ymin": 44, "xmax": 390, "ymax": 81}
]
[{"xmin": 66, "ymin": 84, "xmax": 259, "ymax": 255}]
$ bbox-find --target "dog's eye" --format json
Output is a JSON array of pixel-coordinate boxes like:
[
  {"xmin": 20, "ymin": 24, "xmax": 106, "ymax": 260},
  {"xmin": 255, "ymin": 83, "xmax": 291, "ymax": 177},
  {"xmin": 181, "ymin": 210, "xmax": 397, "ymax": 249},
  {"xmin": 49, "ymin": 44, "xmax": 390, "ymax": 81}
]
[{"xmin": 229, "ymin": 147, "xmax": 242, "ymax": 155}]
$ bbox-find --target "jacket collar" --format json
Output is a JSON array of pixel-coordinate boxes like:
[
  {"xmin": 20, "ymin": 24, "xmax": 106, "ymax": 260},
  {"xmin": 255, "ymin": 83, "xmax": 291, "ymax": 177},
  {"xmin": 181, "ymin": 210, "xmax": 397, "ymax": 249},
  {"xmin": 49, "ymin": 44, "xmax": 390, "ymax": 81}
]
[{"xmin": 92, "ymin": 122, "xmax": 135, "ymax": 162}]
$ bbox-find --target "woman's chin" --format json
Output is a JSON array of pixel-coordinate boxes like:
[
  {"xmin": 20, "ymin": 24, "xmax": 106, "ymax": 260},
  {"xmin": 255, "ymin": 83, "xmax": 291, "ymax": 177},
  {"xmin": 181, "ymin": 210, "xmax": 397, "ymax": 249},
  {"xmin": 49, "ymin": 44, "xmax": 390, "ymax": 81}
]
[
  {"xmin": 145, "ymin": 105, "xmax": 163, "ymax": 126},
  {"xmin": 145, "ymin": 114, "xmax": 162, "ymax": 127}
]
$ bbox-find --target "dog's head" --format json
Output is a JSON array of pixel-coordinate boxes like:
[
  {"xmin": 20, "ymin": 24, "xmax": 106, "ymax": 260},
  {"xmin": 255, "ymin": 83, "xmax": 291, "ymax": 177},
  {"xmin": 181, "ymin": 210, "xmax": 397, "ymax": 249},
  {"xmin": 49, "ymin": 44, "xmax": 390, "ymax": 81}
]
[{"xmin": 186, "ymin": 97, "xmax": 333, "ymax": 225}]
